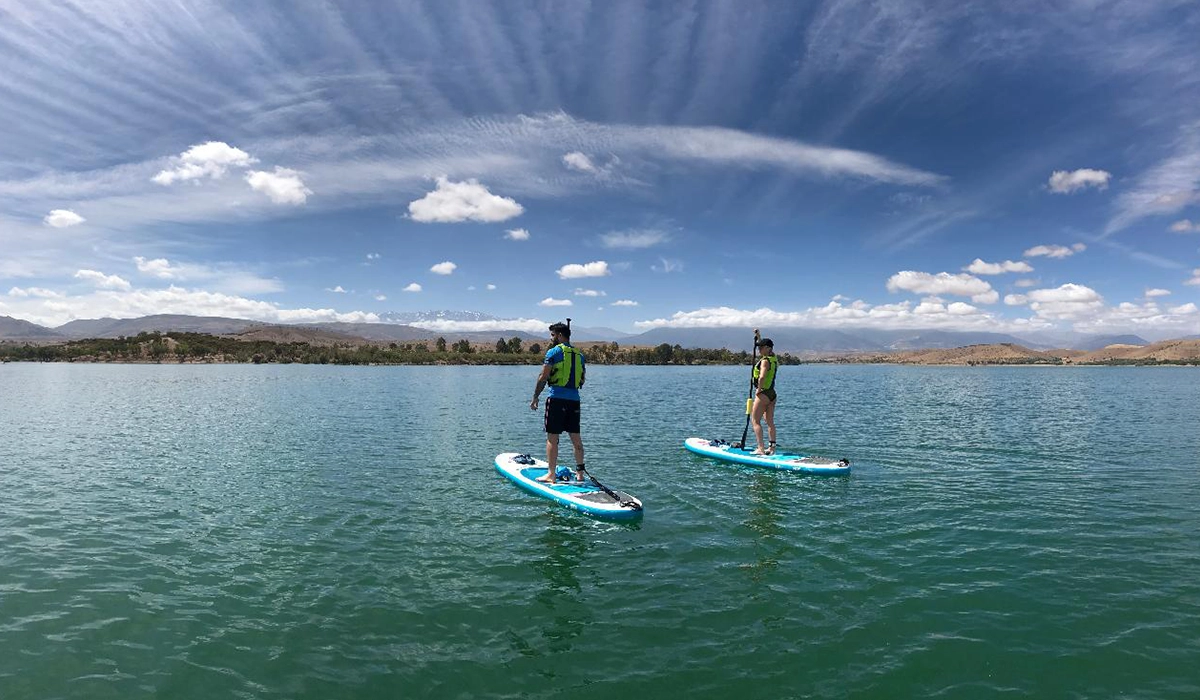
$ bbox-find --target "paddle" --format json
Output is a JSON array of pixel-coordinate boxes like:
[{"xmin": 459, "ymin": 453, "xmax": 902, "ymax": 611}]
[
  {"xmin": 735, "ymin": 328, "xmax": 761, "ymax": 449},
  {"xmin": 577, "ymin": 465, "xmax": 642, "ymax": 510}
]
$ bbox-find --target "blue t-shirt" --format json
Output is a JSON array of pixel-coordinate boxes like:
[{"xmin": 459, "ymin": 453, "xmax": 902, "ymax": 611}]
[{"xmin": 544, "ymin": 343, "xmax": 584, "ymax": 401}]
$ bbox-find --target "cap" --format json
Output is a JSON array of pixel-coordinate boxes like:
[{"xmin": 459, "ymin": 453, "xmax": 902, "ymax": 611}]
[{"xmin": 756, "ymin": 338, "xmax": 774, "ymax": 347}]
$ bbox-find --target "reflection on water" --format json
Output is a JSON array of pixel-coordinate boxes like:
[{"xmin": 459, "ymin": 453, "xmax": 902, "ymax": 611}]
[{"xmin": 742, "ymin": 473, "xmax": 784, "ymax": 584}]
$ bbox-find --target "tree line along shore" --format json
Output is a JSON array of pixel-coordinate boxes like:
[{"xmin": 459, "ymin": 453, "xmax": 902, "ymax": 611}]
[{"xmin": 2, "ymin": 332, "xmax": 1199, "ymax": 366}]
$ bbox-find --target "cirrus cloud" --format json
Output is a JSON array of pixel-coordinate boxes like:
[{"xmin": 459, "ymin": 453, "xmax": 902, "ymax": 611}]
[{"xmin": 1024, "ymin": 243, "xmax": 1086, "ymax": 259}]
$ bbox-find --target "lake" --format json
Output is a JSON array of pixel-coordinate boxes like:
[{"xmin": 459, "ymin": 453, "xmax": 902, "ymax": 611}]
[{"xmin": 1, "ymin": 363, "xmax": 1198, "ymax": 699}]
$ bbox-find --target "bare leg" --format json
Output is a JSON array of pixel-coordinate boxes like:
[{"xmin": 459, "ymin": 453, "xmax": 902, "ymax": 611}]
[
  {"xmin": 538, "ymin": 433, "xmax": 561, "ymax": 482},
  {"xmin": 764, "ymin": 398, "xmax": 777, "ymax": 453},
  {"xmin": 751, "ymin": 395, "xmax": 768, "ymax": 453},
  {"xmin": 568, "ymin": 432, "xmax": 585, "ymax": 480}
]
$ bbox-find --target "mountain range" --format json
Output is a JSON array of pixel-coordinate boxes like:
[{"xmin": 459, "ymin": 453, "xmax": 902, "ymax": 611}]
[{"xmin": 0, "ymin": 313, "xmax": 1152, "ymax": 352}]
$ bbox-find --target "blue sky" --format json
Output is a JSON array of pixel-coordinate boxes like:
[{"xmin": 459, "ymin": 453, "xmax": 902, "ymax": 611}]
[{"xmin": 3, "ymin": 1, "xmax": 1200, "ymax": 338}]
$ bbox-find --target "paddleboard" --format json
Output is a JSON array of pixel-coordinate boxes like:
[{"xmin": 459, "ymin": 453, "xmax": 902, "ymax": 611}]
[
  {"xmin": 494, "ymin": 453, "xmax": 644, "ymax": 519},
  {"xmin": 684, "ymin": 437, "xmax": 851, "ymax": 475}
]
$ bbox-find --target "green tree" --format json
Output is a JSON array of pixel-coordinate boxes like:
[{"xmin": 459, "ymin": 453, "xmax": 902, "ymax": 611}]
[
  {"xmin": 507, "ymin": 336, "xmax": 523, "ymax": 353},
  {"xmin": 436, "ymin": 336, "xmax": 447, "ymax": 352},
  {"xmin": 495, "ymin": 339, "xmax": 508, "ymax": 353}
]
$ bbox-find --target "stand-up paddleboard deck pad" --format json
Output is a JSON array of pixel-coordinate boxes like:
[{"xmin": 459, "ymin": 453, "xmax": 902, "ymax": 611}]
[
  {"xmin": 494, "ymin": 453, "xmax": 643, "ymax": 519},
  {"xmin": 684, "ymin": 437, "xmax": 851, "ymax": 475}
]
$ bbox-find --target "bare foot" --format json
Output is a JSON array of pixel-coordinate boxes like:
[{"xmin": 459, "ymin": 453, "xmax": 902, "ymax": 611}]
[{"xmin": 535, "ymin": 474, "xmax": 557, "ymax": 484}]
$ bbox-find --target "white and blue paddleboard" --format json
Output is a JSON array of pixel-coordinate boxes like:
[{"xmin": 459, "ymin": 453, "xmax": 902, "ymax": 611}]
[
  {"xmin": 494, "ymin": 453, "xmax": 644, "ymax": 519},
  {"xmin": 684, "ymin": 437, "xmax": 851, "ymax": 475}
]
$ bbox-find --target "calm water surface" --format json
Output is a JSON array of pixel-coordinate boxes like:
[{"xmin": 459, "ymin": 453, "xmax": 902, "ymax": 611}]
[{"xmin": 1, "ymin": 363, "xmax": 1198, "ymax": 699}]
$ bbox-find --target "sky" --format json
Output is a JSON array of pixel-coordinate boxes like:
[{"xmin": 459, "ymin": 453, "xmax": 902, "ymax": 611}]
[{"xmin": 2, "ymin": 0, "xmax": 1200, "ymax": 339}]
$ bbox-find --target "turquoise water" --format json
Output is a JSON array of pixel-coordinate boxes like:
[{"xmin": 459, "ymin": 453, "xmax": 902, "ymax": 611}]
[{"xmin": 1, "ymin": 363, "xmax": 1198, "ymax": 699}]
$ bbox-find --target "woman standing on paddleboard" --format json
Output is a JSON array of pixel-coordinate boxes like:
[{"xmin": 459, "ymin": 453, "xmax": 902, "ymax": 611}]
[{"xmin": 750, "ymin": 338, "xmax": 778, "ymax": 455}]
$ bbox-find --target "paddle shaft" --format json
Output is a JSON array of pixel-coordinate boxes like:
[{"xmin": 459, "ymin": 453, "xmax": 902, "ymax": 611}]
[
  {"xmin": 580, "ymin": 467, "xmax": 641, "ymax": 510},
  {"xmin": 737, "ymin": 329, "xmax": 761, "ymax": 448}
]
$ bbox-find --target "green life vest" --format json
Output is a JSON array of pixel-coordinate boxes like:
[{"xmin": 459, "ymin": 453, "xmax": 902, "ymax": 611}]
[
  {"xmin": 548, "ymin": 343, "xmax": 584, "ymax": 388},
  {"xmin": 752, "ymin": 354, "xmax": 778, "ymax": 391}
]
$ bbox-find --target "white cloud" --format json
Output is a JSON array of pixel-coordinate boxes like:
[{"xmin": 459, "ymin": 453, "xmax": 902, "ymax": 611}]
[
  {"xmin": 153, "ymin": 141, "xmax": 256, "ymax": 185},
  {"xmin": 1145, "ymin": 288, "xmax": 1171, "ymax": 297},
  {"xmin": 574, "ymin": 288, "xmax": 606, "ymax": 297},
  {"xmin": 486, "ymin": 284, "xmax": 497, "ymax": 290},
  {"xmin": 1024, "ymin": 243, "xmax": 1085, "ymax": 259},
  {"xmin": 374, "ymin": 294, "xmax": 387, "ymax": 301},
  {"xmin": 1004, "ymin": 294, "xmax": 1029, "ymax": 306},
  {"xmin": 1169, "ymin": 303, "xmax": 1199, "ymax": 314},
  {"xmin": 504, "ymin": 228, "xmax": 530, "ymax": 241},
  {"xmin": 539, "ymin": 297, "xmax": 573, "ymax": 306},
  {"xmin": 965, "ymin": 258, "xmax": 1033, "ymax": 275},
  {"xmin": 632, "ymin": 300, "xmax": 1030, "ymax": 332},
  {"xmin": 367, "ymin": 253, "xmax": 381, "ymax": 260},
  {"xmin": 2, "ymin": 284, "xmax": 380, "ymax": 328},
  {"xmin": 886, "ymin": 271, "xmax": 998, "ymax": 304},
  {"xmin": 73, "ymin": 269, "xmax": 131, "ymax": 291},
  {"xmin": 430, "ymin": 261, "xmax": 457, "ymax": 275},
  {"xmin": 1170, "ymin": 219, "xmax": 1198, "ymax": 233},
  {"xmin": 44, "ymin": 209, "xmax": 85, "ymax": 228},
  {"xmin": 407, "ymin": 176, "xmax": 524, "ymax": 223},
  {"xmin": 246, "ymin": 167, "xmax": 312, "ymax": 205},
  {"xmin": 600, "ymin": 229, "xmax": 671, "ymax": 249},
  {"xmin": 612, "ymin": 300, "xmax": 639, "ymax": 307},
  {"xmin": 403, "ymin": 282, "xmax": 422, "ymax": 292},
  {"xmin": 133, "ymin": 257, "xmax": 172, "ymax": 279},
  {"xmin": 1186, "ymin": 269, "xmax": 1200, "ymax": 286},
  {"xmin": 326, "ymin": 285, "xmax": 347, "ymax": 293},
  {"xmin": 557, "ymin": 261, "xmax": 610, "ymax": 279},
  {"xmin": 8, "ymin": 286, "xmax": 63, "ymax": 298},
  {"xmin": 1014, "ymin": 278, "xmax": 1039, "ymax": 288},
  {"xmin": 1026, "ymin": 283, "xmax": 1105, "ymax": 320},
  {"xmin": 562, "ymin": 152, "xmax": 598, "ymax": 173},
  {"xmin": 1047, "ymin": 168, "xmax": 1111, "ymax": 193}
]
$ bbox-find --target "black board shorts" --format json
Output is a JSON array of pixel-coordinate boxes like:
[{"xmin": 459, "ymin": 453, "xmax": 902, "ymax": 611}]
[{"xmin": 544, "ymin": 397, "xmax": 581, "ymax": 434}]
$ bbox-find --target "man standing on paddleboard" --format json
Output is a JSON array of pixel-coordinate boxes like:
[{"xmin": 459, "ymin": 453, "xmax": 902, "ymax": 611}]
[
  {"xmin": 750, "ymin": 338, "xmax": 778, "ymax": 455},
  {"xmin": 530, "ymin": 320, "xmax": 586, "ymax": 484}
]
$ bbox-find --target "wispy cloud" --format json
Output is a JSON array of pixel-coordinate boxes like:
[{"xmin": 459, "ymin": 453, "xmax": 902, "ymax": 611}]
[
  {"xmin": 539, "ymin": 297, "xmax": 572, "ymax": 306},
  {"xmin": 1024, "ymin": 243, "xmax": 1086, "ymax": 259},
  {"xmin": 600, "ymin": 229, "xmax": 670, "ymax": 249},
  {"xmin": 1106, "ymin": 125, "xmax": 1200, "ymax": 235},
  {"xmin": 504, "ymin": 228, "xmax": 530, "ymax": 241}
]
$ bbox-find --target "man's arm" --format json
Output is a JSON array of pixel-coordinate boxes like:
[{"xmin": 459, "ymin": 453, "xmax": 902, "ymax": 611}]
[{"xmin": 531, "ymin": 363, "xmax": 553, "ymax": 409}]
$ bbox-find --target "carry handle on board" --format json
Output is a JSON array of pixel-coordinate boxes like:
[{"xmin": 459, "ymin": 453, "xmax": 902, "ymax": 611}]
[{"xmin": 736, "ymin": 328, "xmax": 760, "ymax": 449}]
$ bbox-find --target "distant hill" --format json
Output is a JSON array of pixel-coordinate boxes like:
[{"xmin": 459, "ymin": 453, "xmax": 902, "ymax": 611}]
[
  {"xmin": 0, "ymin": 315, "xmax": 63, "ymax": 340},
  {"xmin": 55, "ymin": 314, "xmax": 261, "ymax": 338},
  {"xmin": 1068, "ymin": 339, "xmax": 1200, "ymax": 363},
  {"xmin": 870, "ymin": 343, "xmax": 1065, "ymax": 365}
]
